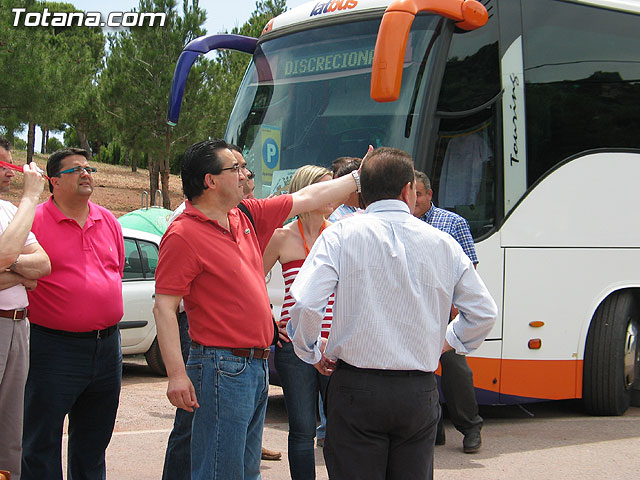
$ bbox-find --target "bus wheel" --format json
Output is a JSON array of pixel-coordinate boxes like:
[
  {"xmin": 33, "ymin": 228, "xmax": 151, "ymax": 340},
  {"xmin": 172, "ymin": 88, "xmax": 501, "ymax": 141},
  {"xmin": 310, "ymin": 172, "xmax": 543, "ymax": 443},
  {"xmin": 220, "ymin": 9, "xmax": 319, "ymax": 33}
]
[
  {"xmin": 145, "ymin": 337, "xmax": 167, "ymax": 376},
  {"xmin": 583, "ymin": 291, "xmax": 639, "ymax": 415}
]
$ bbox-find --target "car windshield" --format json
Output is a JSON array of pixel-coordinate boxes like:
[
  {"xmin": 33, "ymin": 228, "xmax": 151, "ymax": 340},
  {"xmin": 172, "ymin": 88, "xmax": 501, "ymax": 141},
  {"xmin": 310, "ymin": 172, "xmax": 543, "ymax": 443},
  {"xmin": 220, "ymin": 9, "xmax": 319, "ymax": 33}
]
[{"xmin": 226, "ymin": 15, "xmax": 443, "ymax": 198}]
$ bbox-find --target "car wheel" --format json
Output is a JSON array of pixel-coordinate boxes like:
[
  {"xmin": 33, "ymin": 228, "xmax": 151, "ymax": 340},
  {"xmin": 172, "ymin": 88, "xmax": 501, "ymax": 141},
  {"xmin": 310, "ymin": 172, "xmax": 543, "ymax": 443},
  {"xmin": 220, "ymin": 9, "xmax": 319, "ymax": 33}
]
[
  {"xmin": 583, "ymin": 291, "xmax": 639, "ymax": 415},
  {"xmin": 145, "ymin": 337, "xmax": 167, "ymax": 376}
]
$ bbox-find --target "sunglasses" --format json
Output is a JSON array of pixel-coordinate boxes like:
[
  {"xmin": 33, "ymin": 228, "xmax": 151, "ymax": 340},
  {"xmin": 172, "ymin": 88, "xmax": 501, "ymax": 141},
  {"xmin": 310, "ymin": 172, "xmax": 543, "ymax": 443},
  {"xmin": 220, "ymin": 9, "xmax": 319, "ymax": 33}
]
[{"xmin": 57, "ymin": 166, "xmax": 97, "ymax": 176}]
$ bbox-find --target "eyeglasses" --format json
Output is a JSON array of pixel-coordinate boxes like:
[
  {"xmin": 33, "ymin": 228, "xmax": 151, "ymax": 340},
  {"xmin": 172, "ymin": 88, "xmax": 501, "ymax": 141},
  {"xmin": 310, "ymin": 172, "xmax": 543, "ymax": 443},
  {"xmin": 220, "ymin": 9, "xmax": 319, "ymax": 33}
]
[
  {"xmin": 246, "ymin": 169, "xmax": 255, "ymax": 180},
  {"xmin": 57, "ymin": 166, "xmax": 97, "ymax": 176},
  {"xmin": 218, "ymin": 163, "xmax": 241, "ymax": 174}
]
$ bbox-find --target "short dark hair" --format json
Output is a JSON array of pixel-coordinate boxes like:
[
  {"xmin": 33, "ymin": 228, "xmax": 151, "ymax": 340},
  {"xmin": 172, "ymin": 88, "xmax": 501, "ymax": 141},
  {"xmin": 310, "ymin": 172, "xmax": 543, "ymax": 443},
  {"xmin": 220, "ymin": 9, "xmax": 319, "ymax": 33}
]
[
  {"xmin": 360, "ymin": 147, "xmax": 414, "ymax": 206},
  {"xmin": 0, "ymin": 136, "xmax": 10, "ymax": 152},
  {"xmin": 334, "ymin": 158, "xmax": 361, "ymax": 178},
  {"xmin": 330, "ymin": 156, "xmax": 356, "ymax": 177},
  {"xmin": 414, "ymin": 170, "xmax": 431, "ymax": 192},
  {"xmin": 47, "ymin": 148, "xmax": 91, "ymax": 193},
  {"xmin": 181, "ymin": 139, "xmax": 230, "ymax": 201}
]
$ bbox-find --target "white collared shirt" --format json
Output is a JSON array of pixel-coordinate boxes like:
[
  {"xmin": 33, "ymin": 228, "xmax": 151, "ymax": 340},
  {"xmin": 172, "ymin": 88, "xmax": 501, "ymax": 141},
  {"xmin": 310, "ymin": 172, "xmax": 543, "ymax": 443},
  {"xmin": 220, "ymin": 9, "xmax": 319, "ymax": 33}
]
[
  {"xmin": 288, "ymin": 199, "xmax": 497, "ymax": 372},
  {"xmin": 0, "ymin": 199, "xmax": 37, "ymax": 309}
]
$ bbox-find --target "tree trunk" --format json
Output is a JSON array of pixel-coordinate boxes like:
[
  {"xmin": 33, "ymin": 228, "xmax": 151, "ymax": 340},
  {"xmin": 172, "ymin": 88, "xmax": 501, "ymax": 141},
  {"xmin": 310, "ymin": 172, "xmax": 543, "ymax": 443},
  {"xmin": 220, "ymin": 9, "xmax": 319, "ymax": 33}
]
[
  {"xmin": 27, "ymin": 122, "xmax": 35, "ymax": 163},
  {"xmin": 161, "ymin": 127, "xmax": 171, "ymax": 209},
  {"xmin": 131, "ymin": 150, "xmax": 137, "ymax": 173},
  {"xmin": 160, "ymin": 166, "xmax": 170, "ymax": 209},
  {"xmin": 148, "ymin": 152, "xmax": 159, "ymax": 205},
  {"xmin": 40, "ymin": 125, "xmax": 48, "ymax": 153},
  {"xmin": 124, "ymin": 149, "xmax": 130, "ymax": 167},
  {"xmin": 76, "ymin": 127, "xmax": 93, "ymax": 160}
]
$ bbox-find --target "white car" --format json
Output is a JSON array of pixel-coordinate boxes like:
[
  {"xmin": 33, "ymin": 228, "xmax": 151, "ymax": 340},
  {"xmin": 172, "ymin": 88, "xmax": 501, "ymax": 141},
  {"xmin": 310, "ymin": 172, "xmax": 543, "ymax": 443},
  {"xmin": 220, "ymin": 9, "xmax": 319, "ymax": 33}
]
[{"xmin": 119, "ymin": 227, "xmax": 165, "ymax": 375}]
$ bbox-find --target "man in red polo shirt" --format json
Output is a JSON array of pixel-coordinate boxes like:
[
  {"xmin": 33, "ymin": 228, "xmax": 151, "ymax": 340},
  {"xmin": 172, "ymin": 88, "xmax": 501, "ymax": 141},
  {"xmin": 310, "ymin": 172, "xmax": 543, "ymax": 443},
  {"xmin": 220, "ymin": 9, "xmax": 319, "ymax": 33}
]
[
  {"xmin": 22, "ymin": 148, "xmax": 125, "ymax": 480},
  {"xmin": 154, "ymin": 139, "xmax": 361, "ymax": 480}
]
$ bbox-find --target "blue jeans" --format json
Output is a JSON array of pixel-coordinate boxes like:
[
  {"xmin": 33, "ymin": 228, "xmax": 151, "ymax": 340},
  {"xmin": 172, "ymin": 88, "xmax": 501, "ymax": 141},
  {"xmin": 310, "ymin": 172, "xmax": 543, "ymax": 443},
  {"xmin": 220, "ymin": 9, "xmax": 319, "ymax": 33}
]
[
  {"xmin": 162, "ymin": 312, "xmax": 192, "ymax": 480},
  {"xmin": 22, "ymin": 325, "xmax": 122, "ymax": 480},
  {"xmin": 187, "ymin": 344, "xmax": 269, "ymax": 480},
  {"xmin": 317, "ymin": 395, "xmax": 327, "ymax": 440},
  {"xmin": 275, "ymin": 341, "xmax": 328, "ymax": 480}
]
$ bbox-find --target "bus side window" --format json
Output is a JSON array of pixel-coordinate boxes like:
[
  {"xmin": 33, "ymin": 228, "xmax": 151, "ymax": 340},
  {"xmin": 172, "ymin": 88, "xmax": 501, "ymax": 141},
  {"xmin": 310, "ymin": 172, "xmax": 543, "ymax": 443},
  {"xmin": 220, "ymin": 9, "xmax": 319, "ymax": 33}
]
[
  {"xmin": 433, "ymin": 109, "xmax": 497, "ymax": 238},
  {"xmin": 431, "ymin": 0, "xmax": 501, "ymax": 239},
  {"xmin": 522, "ymin": 0, "xmax": 640, "ymax": 186}
]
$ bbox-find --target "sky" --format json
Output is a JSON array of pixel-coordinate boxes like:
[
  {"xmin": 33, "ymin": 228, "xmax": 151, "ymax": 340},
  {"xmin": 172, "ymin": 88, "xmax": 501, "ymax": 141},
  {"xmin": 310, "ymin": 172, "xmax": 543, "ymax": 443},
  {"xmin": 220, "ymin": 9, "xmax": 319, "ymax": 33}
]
[
  {"xmin": 70, "ymin": 0, "xmax": 310, "ymax": 36},
  {"xmin": 18, "ymin": 0, "xmax": 311, "ymax": 149}
]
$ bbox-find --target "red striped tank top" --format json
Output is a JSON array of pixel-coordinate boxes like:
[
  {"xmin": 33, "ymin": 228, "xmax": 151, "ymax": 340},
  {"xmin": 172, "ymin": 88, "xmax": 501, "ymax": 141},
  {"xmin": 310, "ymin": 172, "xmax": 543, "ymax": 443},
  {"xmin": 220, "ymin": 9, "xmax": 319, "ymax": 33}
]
[{"xmin": 280, "ymin": 259, "xmax": 334, "ymax": 338}]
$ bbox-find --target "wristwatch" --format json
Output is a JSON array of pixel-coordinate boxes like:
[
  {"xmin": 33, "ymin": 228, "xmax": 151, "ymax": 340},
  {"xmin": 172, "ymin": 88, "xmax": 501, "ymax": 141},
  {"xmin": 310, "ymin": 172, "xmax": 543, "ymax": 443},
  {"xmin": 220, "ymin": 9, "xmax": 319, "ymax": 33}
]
[
  {"xmin": 8, "ymin": 257, "xmax": 18, "ymax": 271},
  {"xmin": 351, "ymin": 170, "xmax": 361, "ymax": 194}
]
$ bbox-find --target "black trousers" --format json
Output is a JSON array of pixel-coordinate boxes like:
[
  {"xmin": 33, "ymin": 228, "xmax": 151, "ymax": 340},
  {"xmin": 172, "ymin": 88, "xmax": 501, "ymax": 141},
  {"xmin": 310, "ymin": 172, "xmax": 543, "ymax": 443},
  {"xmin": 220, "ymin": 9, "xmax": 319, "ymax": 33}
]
[
  {"xmin": 440, "ymin": 350, "xmax": 483, "ymax": 434},
  {"xmin": 324, "ymin": 362, "xmax": 439, "ymax": 480}
]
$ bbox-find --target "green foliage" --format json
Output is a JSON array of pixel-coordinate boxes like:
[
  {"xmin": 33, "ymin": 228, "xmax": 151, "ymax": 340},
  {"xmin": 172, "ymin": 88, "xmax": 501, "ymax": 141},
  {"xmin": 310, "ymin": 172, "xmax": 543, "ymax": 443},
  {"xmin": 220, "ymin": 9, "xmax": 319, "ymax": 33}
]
[
  {"xmin": 0, "ymin": 0, "xmax": 295, "ymax": 184},
  {"xmin": 63, "ymin": 126, "xmax": 80, "ymax": 147},
  {"xmin": 170, "ymin": 151, "xmax": 183, "ymax": 174},
  {"xmin": 13, "ymin": 137, "xmax": 27, "ymax": 151},
  {"xmin": 0, "ymin": 0, "xmax": 105, "ymax": 157},
  {"xmin": 100, "ymin": 0, "xmax": 212, "ymax": 205},
  {"xmin": 101, "ymin": 0, "xmax": 208, "ymax": 152},
  {"xmin": 205, "ymin": 0, "xmax": 287, "ymax": 139},
  {"xmin": 46, "ymin": 136, "xmax": 64, "ymax": 152},
  {"xmin": 99, "ymin": 140, "xmax": 125, "ymax": 166}
]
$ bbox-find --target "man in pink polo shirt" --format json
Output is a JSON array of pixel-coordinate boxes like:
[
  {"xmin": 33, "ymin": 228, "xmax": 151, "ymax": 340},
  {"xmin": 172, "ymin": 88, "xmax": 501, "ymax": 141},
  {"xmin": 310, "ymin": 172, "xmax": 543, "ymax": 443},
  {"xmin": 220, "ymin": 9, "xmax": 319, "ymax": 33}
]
[
  {"xmin": 0, "ymin": 137, "xmax": 50, "ymax": 480},
  {"xmin": 154, "ymin": 139, "xmax": 362, "ymax": 480},
  {"xmin": 22, "ymin": 148, "xmax": 125, "ymax": 480}
]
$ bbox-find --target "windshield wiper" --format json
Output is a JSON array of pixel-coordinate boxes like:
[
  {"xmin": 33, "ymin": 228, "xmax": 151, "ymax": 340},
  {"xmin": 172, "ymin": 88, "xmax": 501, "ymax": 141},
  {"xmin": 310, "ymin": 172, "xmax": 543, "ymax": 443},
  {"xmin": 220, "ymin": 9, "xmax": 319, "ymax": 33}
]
[{"xmin": 405, "ymin": 19, "xmax": 443, "ymax": 138}]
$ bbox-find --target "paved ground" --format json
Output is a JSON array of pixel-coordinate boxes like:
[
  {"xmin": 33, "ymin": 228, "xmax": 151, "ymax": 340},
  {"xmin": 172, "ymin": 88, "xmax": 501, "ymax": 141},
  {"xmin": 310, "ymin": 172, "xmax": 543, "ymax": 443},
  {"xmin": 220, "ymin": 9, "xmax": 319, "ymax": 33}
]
[{"xmin": 61, "ymin": 357, "xmax": 640, "ymax": 479}]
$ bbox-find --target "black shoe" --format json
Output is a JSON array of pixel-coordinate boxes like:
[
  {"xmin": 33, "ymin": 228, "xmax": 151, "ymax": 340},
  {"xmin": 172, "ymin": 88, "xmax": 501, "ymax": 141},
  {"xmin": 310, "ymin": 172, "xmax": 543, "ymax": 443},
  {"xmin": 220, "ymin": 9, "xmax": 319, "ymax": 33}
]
[
  {"xmin": 462, "ymin": 431, "xmax": 481, "ymax": 453},
  {"xmin": 435, "ymin": 418, "xmax": 446, "ymax": 446}
]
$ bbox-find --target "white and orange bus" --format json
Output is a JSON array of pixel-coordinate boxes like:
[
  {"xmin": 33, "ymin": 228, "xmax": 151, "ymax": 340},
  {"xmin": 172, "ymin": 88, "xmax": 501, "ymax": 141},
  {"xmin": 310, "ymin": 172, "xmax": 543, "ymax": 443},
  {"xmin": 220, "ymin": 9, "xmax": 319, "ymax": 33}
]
[{"xmin": 168, "ymin": 0, "xmax": 640, "ymax": 415}]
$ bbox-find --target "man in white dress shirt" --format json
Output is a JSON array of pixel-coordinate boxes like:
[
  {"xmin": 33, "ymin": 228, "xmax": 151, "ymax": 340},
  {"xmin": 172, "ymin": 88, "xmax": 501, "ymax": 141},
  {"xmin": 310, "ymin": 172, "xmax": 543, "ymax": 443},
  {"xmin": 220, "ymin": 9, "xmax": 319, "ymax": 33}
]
[
  {"xmin": 288, "ymin": 147, "xmax": 497, "ymax": 480},
  {"xmin": 0, "ymin": 137, "xmax": 50, "ymax": 479}
]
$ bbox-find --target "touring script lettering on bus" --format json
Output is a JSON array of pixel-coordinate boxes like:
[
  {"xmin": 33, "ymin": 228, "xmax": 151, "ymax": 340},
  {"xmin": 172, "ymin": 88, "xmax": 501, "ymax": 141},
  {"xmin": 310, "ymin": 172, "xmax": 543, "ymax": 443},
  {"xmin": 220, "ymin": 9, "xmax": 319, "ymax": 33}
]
[
  {"xmin": 283, "ymin": 48, "xmax": 374, "ymax": 77},
  {"xmin": 509, "ymin": 73, "xmax": 520, "ymax": 166}
]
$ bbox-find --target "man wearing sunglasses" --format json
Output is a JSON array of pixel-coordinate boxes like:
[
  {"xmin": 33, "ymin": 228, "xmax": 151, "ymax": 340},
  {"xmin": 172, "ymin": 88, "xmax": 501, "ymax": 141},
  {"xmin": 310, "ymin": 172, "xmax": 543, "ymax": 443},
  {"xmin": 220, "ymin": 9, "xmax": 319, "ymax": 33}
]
[
  {"xmin": 22, "ymin": 148, "xmax": 125, "ymax": 480},
  {"xmin": 0, "ymin": 137, "xmax": 50, "ymax": 479}
]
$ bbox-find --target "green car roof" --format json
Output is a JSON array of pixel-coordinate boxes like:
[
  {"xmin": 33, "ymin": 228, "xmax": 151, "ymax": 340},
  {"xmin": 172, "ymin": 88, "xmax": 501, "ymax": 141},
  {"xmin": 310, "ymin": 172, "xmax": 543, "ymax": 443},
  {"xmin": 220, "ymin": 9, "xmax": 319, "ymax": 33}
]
[{"xmin": 118, "ymin": 207, "xmax": 172, "ymax": 236}]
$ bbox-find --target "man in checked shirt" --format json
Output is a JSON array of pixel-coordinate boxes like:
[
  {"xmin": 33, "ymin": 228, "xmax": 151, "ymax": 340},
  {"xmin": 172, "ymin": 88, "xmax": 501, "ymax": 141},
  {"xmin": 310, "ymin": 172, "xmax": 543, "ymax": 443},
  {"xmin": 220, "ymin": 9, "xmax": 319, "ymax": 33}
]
[{"xmin": 413, "ymin": 170, "xmax": 484, "ymax": 454}]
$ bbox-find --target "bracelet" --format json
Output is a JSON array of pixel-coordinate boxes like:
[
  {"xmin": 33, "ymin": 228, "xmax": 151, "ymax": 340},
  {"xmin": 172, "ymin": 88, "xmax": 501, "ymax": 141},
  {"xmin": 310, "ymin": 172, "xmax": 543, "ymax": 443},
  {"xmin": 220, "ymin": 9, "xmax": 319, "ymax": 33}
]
[{"xmin": 351, "ymin": 170, "xmax": 361, "ymax": 194}]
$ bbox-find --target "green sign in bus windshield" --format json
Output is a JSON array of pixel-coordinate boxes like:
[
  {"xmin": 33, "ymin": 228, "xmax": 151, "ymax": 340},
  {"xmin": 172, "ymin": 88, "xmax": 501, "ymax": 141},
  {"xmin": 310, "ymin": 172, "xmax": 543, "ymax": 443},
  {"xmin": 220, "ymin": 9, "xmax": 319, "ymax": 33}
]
[{"xmin": 282, "ymin": 47, "xmax": 375, "ymax": 78}]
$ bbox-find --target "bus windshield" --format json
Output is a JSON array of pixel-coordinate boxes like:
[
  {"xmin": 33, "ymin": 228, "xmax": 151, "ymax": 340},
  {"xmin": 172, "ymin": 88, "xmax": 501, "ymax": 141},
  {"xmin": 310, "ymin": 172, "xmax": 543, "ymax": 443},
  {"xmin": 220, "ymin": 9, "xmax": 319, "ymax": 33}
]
[{"xmin": 226, "ymin": 15, "xmax": 444, "ymax": 198}]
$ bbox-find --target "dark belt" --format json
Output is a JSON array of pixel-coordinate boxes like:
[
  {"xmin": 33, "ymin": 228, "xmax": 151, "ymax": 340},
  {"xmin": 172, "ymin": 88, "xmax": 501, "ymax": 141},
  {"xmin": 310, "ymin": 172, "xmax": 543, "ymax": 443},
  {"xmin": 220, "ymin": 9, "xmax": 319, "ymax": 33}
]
[
  {"xmin": 191, "ymin": 342, "xmax": 270, "ymax": 360},
  {"xmin": 0, "ymin": 308, "xmax": 27, "ymax": 320},
  {"xmin": 337, "ymin": 360, "xmax": 433, "ymax": 377},
  {"xmin": 31, "ymin": 323, "xmax": 118, "ymax": 339}
]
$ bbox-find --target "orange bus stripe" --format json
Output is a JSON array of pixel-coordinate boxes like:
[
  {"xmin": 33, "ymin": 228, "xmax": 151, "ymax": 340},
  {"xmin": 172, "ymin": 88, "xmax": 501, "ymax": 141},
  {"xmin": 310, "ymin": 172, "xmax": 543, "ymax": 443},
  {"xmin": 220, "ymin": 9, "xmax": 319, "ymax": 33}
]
[{"xmin": 437, "ymin": 357, "xmax": 584, "ymax": 401}]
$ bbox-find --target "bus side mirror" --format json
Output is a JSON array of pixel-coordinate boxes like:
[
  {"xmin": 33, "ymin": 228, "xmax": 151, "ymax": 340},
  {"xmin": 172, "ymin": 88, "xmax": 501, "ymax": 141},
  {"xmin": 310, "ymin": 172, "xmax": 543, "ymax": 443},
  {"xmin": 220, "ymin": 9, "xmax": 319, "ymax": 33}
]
[
  {"xmin": 167, "ymin": 34, "xmax": 258, "ymax": 126},
  {"xmin": 371, "ymin": 0, "xmax": 488, "ymax": 103}
]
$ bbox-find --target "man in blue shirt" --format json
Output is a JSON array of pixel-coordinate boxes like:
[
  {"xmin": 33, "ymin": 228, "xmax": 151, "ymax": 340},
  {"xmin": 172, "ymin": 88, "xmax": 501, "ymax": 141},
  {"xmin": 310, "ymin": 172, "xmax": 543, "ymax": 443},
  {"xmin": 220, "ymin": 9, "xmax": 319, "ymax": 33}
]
[{"xmin": 414, "ymin": 170, "xmax": 483, "ymax": 453}]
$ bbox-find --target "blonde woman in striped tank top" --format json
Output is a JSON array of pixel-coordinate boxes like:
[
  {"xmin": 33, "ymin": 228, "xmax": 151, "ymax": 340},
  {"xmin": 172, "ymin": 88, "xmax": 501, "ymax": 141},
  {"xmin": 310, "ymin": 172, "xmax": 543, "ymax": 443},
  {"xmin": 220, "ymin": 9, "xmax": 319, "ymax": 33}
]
[{"xmin": 262, "ymin": 165, "xmax": 335, "ymax": 480}]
